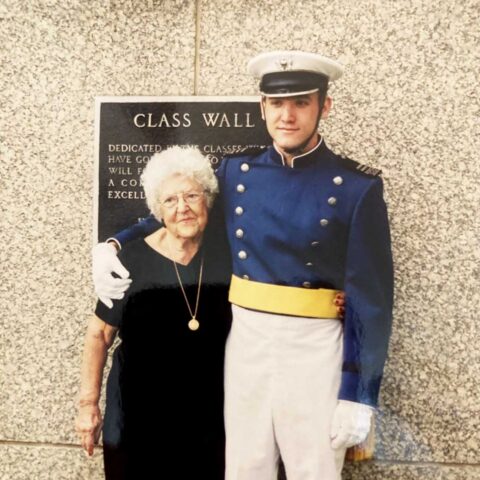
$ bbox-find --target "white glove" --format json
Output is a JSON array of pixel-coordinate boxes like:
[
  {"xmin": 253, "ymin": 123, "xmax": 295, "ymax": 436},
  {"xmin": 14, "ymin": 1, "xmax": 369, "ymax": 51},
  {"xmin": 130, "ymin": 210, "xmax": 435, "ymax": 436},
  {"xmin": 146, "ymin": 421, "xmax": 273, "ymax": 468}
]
[
  {"xmin": 92, "ymin": 242, "xmax": 131, "ymax": 308},
  {"xmin": 330, "ymin": 400, "xmax": 373, "ymax": 450}
]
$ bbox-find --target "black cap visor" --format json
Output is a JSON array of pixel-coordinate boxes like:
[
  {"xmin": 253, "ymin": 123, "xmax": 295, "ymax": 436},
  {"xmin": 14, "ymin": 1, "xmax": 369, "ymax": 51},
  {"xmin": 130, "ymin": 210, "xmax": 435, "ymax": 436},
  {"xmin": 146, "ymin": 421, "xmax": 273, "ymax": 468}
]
[{"xmin": 260, "ymin": 71, "xmax": 329, "ymax": 97}]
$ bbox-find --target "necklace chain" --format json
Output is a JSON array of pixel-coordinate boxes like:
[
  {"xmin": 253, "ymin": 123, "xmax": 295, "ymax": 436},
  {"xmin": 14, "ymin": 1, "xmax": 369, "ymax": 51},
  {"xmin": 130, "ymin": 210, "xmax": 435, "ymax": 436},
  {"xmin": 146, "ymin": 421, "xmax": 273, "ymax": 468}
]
[{"xmin": 166, "ymin": 234, "xmax": 204, "ymax": 330}]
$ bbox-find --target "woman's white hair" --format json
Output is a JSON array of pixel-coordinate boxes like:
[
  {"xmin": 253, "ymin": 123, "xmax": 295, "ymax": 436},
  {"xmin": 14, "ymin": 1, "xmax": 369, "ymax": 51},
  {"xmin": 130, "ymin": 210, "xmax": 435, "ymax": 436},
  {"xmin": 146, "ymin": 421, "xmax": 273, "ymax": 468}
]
[{"xmin": 141, "ymin": 146, "xmax": 218, "ymax": 218}]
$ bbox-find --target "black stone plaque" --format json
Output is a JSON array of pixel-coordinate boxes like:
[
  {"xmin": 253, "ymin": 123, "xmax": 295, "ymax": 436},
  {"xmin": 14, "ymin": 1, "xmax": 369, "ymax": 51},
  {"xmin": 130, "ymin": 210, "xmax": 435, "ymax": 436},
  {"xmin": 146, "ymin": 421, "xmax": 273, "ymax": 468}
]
[{"xmin": 94, "ymin": 97, "xmax": 270, "ymax": 241}]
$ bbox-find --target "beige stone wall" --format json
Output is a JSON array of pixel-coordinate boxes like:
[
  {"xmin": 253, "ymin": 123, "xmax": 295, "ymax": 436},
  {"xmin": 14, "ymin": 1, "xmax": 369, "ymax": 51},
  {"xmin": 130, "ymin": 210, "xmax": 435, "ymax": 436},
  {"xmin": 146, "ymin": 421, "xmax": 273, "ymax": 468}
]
[{"xmin": 0, "ymin": 0, "xmax": 478, "ymax": 478}]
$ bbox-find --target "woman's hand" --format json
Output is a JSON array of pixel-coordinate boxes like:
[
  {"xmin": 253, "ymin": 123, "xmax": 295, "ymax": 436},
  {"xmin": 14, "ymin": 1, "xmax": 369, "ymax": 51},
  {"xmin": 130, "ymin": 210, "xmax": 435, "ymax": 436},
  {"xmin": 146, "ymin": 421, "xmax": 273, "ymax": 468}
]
[
  {"xmin": 335, "ymin": 291, "xmax": 345, "ymax": 319},
  {"xmin": 75, "ymin": 403, "xmax": 103, "ymax": 457}
]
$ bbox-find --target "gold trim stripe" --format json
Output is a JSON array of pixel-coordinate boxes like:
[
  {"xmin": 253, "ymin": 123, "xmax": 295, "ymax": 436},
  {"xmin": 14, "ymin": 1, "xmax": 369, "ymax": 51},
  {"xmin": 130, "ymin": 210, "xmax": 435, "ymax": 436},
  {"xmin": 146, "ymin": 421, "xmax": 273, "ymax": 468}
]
[{"xmin": 229, "ymin": 275, "xmax": 341, "ymax": 319}]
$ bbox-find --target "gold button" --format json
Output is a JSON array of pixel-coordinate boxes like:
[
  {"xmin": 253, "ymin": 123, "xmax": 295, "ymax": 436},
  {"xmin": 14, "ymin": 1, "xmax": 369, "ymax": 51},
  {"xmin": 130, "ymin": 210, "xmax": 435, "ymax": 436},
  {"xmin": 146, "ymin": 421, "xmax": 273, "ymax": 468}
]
[
  {"xmin": 237, "ymin": 184, "xmax": 246, "ymax": 193},
  {"xmin": 236, "ymin": 229, "xmax": 244, "ymax": 238},
  {"xmin": 241, "ymin": 163, "xmax": 250, "ymax": 172},
  {"xmin": 320, "ymin": 219, "xmax": 329, "ymax": 227},
  {"xmin": 235, "ymin": 206, "xmax": 244, "ymax": 215},
  {"xmin": 328, "ymin": 197, "xmax": 337, "ymax": 206},
  {"xmin": 238, "ymin": 251, "xmax": 247, "ymax": 260}
]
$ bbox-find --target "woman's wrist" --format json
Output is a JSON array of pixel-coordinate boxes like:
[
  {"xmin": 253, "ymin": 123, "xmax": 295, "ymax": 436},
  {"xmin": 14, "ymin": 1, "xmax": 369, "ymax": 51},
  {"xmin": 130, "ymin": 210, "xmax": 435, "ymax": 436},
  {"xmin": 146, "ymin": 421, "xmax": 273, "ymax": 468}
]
[{"xmin": 78, "ymin": 397, "xmax": 100, "ymax": 408}]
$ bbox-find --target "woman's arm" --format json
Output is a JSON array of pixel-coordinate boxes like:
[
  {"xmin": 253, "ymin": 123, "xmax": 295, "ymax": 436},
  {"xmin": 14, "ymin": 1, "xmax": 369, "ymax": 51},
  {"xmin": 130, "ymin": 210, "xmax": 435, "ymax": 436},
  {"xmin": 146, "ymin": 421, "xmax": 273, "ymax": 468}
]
[{"xmin": 75, "ymin": 315, "xmax": 118, "ymax": 456}]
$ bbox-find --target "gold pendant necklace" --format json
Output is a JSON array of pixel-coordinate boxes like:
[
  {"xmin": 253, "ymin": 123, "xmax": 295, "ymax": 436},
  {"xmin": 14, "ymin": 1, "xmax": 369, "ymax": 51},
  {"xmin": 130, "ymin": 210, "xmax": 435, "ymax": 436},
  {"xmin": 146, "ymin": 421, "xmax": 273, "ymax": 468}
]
[{"xmin": 167, "ymin": 235, "xmax": 204, "ymax": 331}]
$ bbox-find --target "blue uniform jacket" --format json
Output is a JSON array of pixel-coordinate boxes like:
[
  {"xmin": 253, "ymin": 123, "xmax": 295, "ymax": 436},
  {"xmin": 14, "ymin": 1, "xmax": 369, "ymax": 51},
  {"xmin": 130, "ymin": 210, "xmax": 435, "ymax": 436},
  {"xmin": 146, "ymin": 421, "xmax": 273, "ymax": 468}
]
[{"xmin": 112, "ymin": 139, "xmax": 393, "ymax": 407}]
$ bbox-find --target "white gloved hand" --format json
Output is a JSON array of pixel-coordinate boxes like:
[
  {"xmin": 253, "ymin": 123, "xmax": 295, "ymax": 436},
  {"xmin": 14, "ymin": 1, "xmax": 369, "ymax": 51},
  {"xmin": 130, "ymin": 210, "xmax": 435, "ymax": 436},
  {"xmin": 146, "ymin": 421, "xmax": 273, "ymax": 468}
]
[
  {"xmin": 92, "ymin": 242, "xmax": 131, "ymax": 309},
  {"xmin": 330, "ymin": 400, "xmax": 373, "ymax": 450}
]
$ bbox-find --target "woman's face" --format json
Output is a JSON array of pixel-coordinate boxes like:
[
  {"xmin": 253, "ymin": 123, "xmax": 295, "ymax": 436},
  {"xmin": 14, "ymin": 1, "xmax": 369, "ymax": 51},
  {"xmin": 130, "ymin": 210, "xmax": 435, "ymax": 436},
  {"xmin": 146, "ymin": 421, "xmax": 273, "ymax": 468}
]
[{"xmin": 157, "ymin": 174, "xmax": 209, "ymax": 241}]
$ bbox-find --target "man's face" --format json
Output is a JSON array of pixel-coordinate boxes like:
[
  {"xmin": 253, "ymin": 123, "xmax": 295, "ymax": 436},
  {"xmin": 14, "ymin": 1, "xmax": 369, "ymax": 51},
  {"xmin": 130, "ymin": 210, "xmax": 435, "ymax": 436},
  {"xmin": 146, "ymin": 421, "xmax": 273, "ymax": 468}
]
[{"xmin": 262, "ymin": 92, "xmax": 330, "ymax": 156}]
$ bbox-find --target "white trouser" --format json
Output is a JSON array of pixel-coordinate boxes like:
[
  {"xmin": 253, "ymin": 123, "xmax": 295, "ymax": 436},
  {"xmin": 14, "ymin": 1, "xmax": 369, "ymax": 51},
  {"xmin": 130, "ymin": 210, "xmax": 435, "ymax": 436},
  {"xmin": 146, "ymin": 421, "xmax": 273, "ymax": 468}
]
[{"xmin": 225, "ymin": 304, "xmax": 346, "ymax": 480}]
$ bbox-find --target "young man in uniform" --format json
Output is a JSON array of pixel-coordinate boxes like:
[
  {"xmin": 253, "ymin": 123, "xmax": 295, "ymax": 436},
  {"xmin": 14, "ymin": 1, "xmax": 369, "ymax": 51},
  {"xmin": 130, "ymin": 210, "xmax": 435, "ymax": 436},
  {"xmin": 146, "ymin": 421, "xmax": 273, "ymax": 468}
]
[{"xmin": 92, "ymin": 51, "xmax": 394, "ymax": 480}]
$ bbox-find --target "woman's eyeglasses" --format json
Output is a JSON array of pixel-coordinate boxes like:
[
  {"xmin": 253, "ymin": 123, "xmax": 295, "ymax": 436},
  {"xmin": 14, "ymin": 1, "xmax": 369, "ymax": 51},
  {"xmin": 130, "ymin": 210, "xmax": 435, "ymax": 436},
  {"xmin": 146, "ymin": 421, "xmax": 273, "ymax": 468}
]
[{"xmin": 160, "ymin": 191, "xmax": 205, "ymax": 209}]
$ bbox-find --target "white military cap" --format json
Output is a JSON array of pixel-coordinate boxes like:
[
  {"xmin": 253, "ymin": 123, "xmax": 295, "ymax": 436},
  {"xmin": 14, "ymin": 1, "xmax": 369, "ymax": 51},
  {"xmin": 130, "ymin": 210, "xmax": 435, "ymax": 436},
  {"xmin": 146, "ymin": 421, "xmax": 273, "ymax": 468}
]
[{"xmin": 247, "ymin": 50, "xmax": 344, "ymax": 97}]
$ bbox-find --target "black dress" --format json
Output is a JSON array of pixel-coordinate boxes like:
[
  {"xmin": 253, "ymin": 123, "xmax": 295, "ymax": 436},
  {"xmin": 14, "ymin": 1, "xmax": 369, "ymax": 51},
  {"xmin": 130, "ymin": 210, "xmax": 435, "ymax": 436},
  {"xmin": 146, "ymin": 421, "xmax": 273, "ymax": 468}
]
[{"xmin": 95, "ymin": 228, "xmax": 232, "ymax": 480}]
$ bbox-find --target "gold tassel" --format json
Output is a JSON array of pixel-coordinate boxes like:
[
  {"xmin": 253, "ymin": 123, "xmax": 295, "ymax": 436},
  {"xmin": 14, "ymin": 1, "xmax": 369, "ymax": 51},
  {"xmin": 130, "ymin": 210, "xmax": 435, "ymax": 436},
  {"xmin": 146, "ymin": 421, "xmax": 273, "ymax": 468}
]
[{"xmin": 345, "ymin": 412, "xmax": 375, "ymax": 461}]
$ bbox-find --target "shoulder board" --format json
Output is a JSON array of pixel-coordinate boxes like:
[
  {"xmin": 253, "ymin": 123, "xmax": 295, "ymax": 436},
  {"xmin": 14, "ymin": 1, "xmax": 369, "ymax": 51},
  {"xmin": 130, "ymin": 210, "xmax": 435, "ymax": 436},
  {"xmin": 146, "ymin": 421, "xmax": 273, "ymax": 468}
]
[
  {"xmin": 355, "ymin": 163, "xmax": 382, "ymax": 176},
  {"xmin": 224, "ymin": 145, "xmax": 269, "ymax": 159},
  {"xmin": 337, "ymin": 155, "xmax": 382, "ymax": 177}
]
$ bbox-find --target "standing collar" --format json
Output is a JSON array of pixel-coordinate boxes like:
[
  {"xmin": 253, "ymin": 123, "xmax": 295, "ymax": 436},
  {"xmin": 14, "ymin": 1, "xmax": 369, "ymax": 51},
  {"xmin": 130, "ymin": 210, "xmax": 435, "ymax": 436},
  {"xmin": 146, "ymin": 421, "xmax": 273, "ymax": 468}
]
[{"xmin": 270, "ymin": 137, "xmax": 325, "ymax": 168}]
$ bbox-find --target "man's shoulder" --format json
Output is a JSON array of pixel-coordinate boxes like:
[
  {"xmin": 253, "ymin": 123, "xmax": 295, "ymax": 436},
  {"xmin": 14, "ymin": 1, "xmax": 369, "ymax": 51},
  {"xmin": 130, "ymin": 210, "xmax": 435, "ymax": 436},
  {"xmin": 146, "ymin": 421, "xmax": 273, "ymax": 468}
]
[
  {"xmin": 215, "ymin": 145, "xmax": 270, "ymax": 177},
  {"xmin": 341, "ymin": 156, "xmax": 383, "ymax": 178},
  {"xmin": 325, "ymin": 146, "xmax": 383, "ymax": 182},
  {"xmin": 223, "ymin": 145, "xmax": 270, "ymax": 161}
]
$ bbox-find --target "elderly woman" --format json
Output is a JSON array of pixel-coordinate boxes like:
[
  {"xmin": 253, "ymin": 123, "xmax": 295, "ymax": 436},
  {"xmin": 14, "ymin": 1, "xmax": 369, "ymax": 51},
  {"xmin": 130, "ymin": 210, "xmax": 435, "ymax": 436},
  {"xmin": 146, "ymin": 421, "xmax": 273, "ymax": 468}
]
[{"xmin": 75, "ymin": 146, "xmax": 232, "ymax": 479}]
